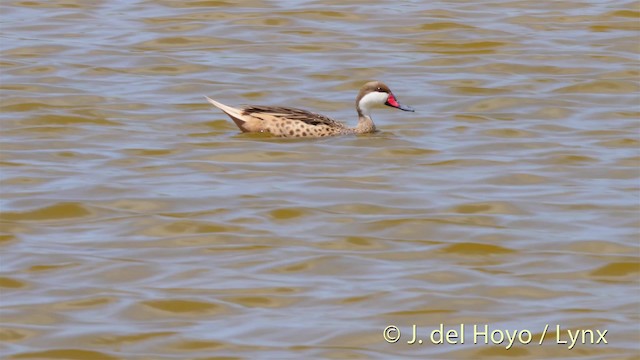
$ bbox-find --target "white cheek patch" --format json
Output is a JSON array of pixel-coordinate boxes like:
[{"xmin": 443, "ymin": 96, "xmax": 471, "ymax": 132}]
[{"xmin": 358, "ymin": 91, "xmax": 389, "ymax": 115}]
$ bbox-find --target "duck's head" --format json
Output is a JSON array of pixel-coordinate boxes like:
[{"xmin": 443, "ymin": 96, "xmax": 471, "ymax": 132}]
[{"xmin": 356, "ymin": 81, "xmax": 414, "ymax": 117}]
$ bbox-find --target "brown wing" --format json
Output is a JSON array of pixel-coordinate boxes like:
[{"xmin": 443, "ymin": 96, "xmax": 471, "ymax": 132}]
[{"xmin": 242, "ymin": 105, "xmax": 344, "ymax": 127}]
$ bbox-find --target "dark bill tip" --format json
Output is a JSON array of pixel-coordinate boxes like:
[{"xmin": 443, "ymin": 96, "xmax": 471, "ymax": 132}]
[{"xmin": 397, "ymin": 103, "xmax": 415, "ymax": 112}]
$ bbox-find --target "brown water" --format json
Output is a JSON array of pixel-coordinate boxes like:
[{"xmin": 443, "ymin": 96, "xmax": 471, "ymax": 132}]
[{"xmin": 1, "ymin": 1, "xmax": 639, "ymax": 359}]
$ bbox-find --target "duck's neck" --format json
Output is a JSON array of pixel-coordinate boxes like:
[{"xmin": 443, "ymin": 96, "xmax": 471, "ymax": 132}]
[
  {"xmin": 354, "ymin": 113, "xmax": 376, "ymax": 134},
  {"xmin": 354, "ymin": 96, "xmax": 378, "ymax": 134}
]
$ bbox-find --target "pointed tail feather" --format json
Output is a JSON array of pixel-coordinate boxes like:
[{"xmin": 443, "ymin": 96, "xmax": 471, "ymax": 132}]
[{"xmin": 204, "ymin": 96, "xmax": 248, "ymax": 131}]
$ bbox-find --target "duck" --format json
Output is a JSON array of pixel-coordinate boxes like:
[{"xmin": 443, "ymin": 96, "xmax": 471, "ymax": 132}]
[{"xmin": 205, "ymin": 81, "xmax": 414, "ymax": 138}]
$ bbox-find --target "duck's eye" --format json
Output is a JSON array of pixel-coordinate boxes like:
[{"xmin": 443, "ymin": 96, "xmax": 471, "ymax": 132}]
[{"xmin": 376, "ymin": 87, "xmax": 382, "ymax": 92}]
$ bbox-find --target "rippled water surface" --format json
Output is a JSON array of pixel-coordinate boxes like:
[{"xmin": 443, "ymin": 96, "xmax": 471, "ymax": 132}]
[{"xmin": 1, "ymin": 0, "xmax": 639, "ymax": 359}]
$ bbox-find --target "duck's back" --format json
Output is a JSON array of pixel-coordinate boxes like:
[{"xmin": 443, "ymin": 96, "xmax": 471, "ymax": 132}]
[{"xmin": 242, "ymin": 105, "xmax": 347, "ymax": 137}]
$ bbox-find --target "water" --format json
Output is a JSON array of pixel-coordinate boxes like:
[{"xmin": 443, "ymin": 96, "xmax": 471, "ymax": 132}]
[{"xmin": 1, "ymin": 0, "xmax": 639, "ymax": 359}]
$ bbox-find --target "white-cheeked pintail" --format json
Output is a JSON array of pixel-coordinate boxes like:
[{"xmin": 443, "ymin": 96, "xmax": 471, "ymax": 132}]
[{"xmin": 205, "ymin": 81, "xmax": 414, "ymax": 138}]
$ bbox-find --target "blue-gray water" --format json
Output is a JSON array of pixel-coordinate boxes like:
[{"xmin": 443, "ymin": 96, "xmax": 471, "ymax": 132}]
[{"xmin": 1, "ymin": 1, "xmax": 639, "ymax": 359}]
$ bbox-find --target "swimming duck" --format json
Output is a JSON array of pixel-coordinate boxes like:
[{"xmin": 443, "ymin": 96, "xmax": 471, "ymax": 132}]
[{"xmin": 205, "ymin": 81, "xmax": 414, "ymax": 137}]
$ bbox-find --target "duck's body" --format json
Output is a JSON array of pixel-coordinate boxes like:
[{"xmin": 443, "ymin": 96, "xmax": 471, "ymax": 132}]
[
  {"xmin": 205, "ymin": 81, "xmax": 414, "ymax": 138},
  {"xmin": 204, "ymin": 99, "xmax": 352, "ymax": 137}
]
